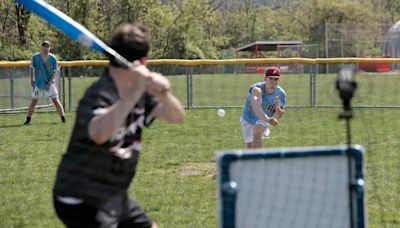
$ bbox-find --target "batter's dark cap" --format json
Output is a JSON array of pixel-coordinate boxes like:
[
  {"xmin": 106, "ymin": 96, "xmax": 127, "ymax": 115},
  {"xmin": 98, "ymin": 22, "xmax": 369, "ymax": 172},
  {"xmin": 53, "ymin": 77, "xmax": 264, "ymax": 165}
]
[{"xmin": 41, "ymin": 40, "xmax": 50, "ymax": 47}]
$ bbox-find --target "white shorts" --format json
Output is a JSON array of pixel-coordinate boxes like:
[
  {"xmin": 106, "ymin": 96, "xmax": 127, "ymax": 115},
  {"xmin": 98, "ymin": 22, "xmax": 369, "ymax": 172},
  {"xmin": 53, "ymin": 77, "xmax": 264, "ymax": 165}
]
[
  {"xmin": 240, "ymin": 117, "xmax": 269, "ymax": 143},
  {"xmin": 32, "ymin": 83, "xmax": 58, "ymax": 100}
]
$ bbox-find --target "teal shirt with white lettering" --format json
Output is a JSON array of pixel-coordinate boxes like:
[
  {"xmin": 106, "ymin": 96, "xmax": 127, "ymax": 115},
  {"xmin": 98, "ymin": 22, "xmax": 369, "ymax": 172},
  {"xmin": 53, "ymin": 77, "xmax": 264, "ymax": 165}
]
[{"xmin": 31, "ymin": 53, "xmax": 58, "ymax": 90}]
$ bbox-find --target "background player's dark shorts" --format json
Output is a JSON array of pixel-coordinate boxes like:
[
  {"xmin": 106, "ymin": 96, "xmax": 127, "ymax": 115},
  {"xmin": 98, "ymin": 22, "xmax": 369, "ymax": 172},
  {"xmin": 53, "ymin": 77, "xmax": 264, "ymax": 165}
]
[{"xmin": 54, "ymin": 197, "xmax": 153, "ymax": 228}]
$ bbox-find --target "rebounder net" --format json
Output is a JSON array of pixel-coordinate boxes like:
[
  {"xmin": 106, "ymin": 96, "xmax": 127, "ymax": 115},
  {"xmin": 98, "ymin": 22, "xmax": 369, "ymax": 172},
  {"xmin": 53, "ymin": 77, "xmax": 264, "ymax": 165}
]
[{"xmin": 217, "ymin": 145, "xmax": 366, "ymax": 228}]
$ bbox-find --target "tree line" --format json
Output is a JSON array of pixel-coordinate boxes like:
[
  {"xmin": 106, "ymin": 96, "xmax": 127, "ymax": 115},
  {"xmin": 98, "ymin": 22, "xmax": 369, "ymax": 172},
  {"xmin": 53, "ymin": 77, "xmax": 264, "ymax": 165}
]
[{"xmin": 1, "ymin": 0, "xmax": 399, "ymax": 61}]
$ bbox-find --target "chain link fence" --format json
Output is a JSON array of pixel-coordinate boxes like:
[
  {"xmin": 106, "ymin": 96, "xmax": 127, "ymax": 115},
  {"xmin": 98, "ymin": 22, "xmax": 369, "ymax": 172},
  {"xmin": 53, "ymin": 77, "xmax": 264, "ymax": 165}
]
[
  {"xmin": 1, "ymin": 58, "xmax": 400, "ymax": 113},
  {"xmin": 0, "ymin": 66, "xmax": 58, "ymax": 112}
]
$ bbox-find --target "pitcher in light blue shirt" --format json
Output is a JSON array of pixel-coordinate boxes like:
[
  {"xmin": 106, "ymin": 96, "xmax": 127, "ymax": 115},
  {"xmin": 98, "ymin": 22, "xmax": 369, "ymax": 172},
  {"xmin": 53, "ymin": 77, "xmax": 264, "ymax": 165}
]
[
  {"xmin": 240, "ymin": 66, "xmax": 286, "ymax": 148},
  {"xmin": 23, "ymin": 41, "xmax": 66, "ymax": 125}
]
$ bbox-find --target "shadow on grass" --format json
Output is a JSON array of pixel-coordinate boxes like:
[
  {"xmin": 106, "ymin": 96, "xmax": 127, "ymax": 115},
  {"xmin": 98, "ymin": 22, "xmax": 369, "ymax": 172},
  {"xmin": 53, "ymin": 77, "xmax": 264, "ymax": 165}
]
[{"xmin": 0, "ymin": 122, "xmax": 62, "ymax": 129}]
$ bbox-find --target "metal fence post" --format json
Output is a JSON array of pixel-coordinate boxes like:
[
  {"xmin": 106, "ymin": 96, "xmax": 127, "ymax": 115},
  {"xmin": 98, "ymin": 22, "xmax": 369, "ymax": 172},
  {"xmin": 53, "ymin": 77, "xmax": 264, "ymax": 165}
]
[
  {"xmin": 61, "ymin": 67, "xmax": 66, "ymax": 112},
  {"xmin": 186, "ymin": 66, "xmax": 193, "ymax": 109},
  {"xmin": 68, "ymin": 67, "xmax": 72, "ymax": 112},
  {"xmin": 310, "ymin": 64, "xmax": 316, "ymax": 108},
  {"xmin": 10, "ymin": 68, "xmax": 15, "ymax": 110}
]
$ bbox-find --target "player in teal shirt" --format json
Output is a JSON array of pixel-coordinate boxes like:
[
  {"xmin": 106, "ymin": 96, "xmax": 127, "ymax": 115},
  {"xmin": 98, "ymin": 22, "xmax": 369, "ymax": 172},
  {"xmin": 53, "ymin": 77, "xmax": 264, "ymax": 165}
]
[
  {"xmin": 23, "ymin": 41, "xmax": 66, "ymax": 125},
  {"xmin": 31, "ymin": 49, "xmax": 58, "ymax": 89},
  {"xmin": 241, "ymin": 66, "xmax": 286, "ymax": 148}
]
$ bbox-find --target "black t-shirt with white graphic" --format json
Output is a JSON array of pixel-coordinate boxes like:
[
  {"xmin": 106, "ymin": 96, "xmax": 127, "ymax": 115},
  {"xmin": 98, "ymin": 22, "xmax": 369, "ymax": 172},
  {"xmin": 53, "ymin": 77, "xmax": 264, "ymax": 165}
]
[{"xmin": 53, "ymin": 68, "xmax": 158, "ymax": 208}]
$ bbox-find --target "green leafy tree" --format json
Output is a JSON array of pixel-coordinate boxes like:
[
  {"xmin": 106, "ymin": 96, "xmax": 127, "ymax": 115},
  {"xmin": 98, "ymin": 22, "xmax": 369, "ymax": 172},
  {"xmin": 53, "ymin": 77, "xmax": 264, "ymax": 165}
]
[
  {"xmin": 148, "ymin": 0, "xmax": 226, "ymax": 59},
  {"xmin": 14, "ymin": 2, "xmax": 31, "ymax": 45},
  {"xmin": 1, "ymin": 0, "xmax": 399, "ymax": 60},
  {"xmin": 293, "ymin": 0, "xmax": 384, "ymax": 57}
]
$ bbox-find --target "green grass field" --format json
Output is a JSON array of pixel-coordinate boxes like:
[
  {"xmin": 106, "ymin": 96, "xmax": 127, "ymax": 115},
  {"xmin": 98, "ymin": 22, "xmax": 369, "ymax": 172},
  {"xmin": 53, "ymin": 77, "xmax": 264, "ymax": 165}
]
[
  {"xmin": 1, "ymin": 108, "xmax": 400, "ymax": 227},
  {"xmin": 1, "ymin": 72, "xmax": 400, "ymax": 227}
]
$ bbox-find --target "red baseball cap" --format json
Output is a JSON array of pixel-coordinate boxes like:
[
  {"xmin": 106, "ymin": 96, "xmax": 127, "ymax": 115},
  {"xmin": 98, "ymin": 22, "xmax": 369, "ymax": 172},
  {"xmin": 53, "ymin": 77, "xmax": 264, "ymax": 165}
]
[{"xmin": 265, "ymin": 66, "xmax": 280, "ymax": 78}]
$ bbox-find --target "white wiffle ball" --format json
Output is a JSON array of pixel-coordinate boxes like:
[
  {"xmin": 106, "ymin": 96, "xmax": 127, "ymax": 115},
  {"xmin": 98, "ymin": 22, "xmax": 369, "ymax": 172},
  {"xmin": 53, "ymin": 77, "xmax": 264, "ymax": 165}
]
[{"xmin": 217, "ymin": 109, "xmax": 225, "ymax": 117}]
